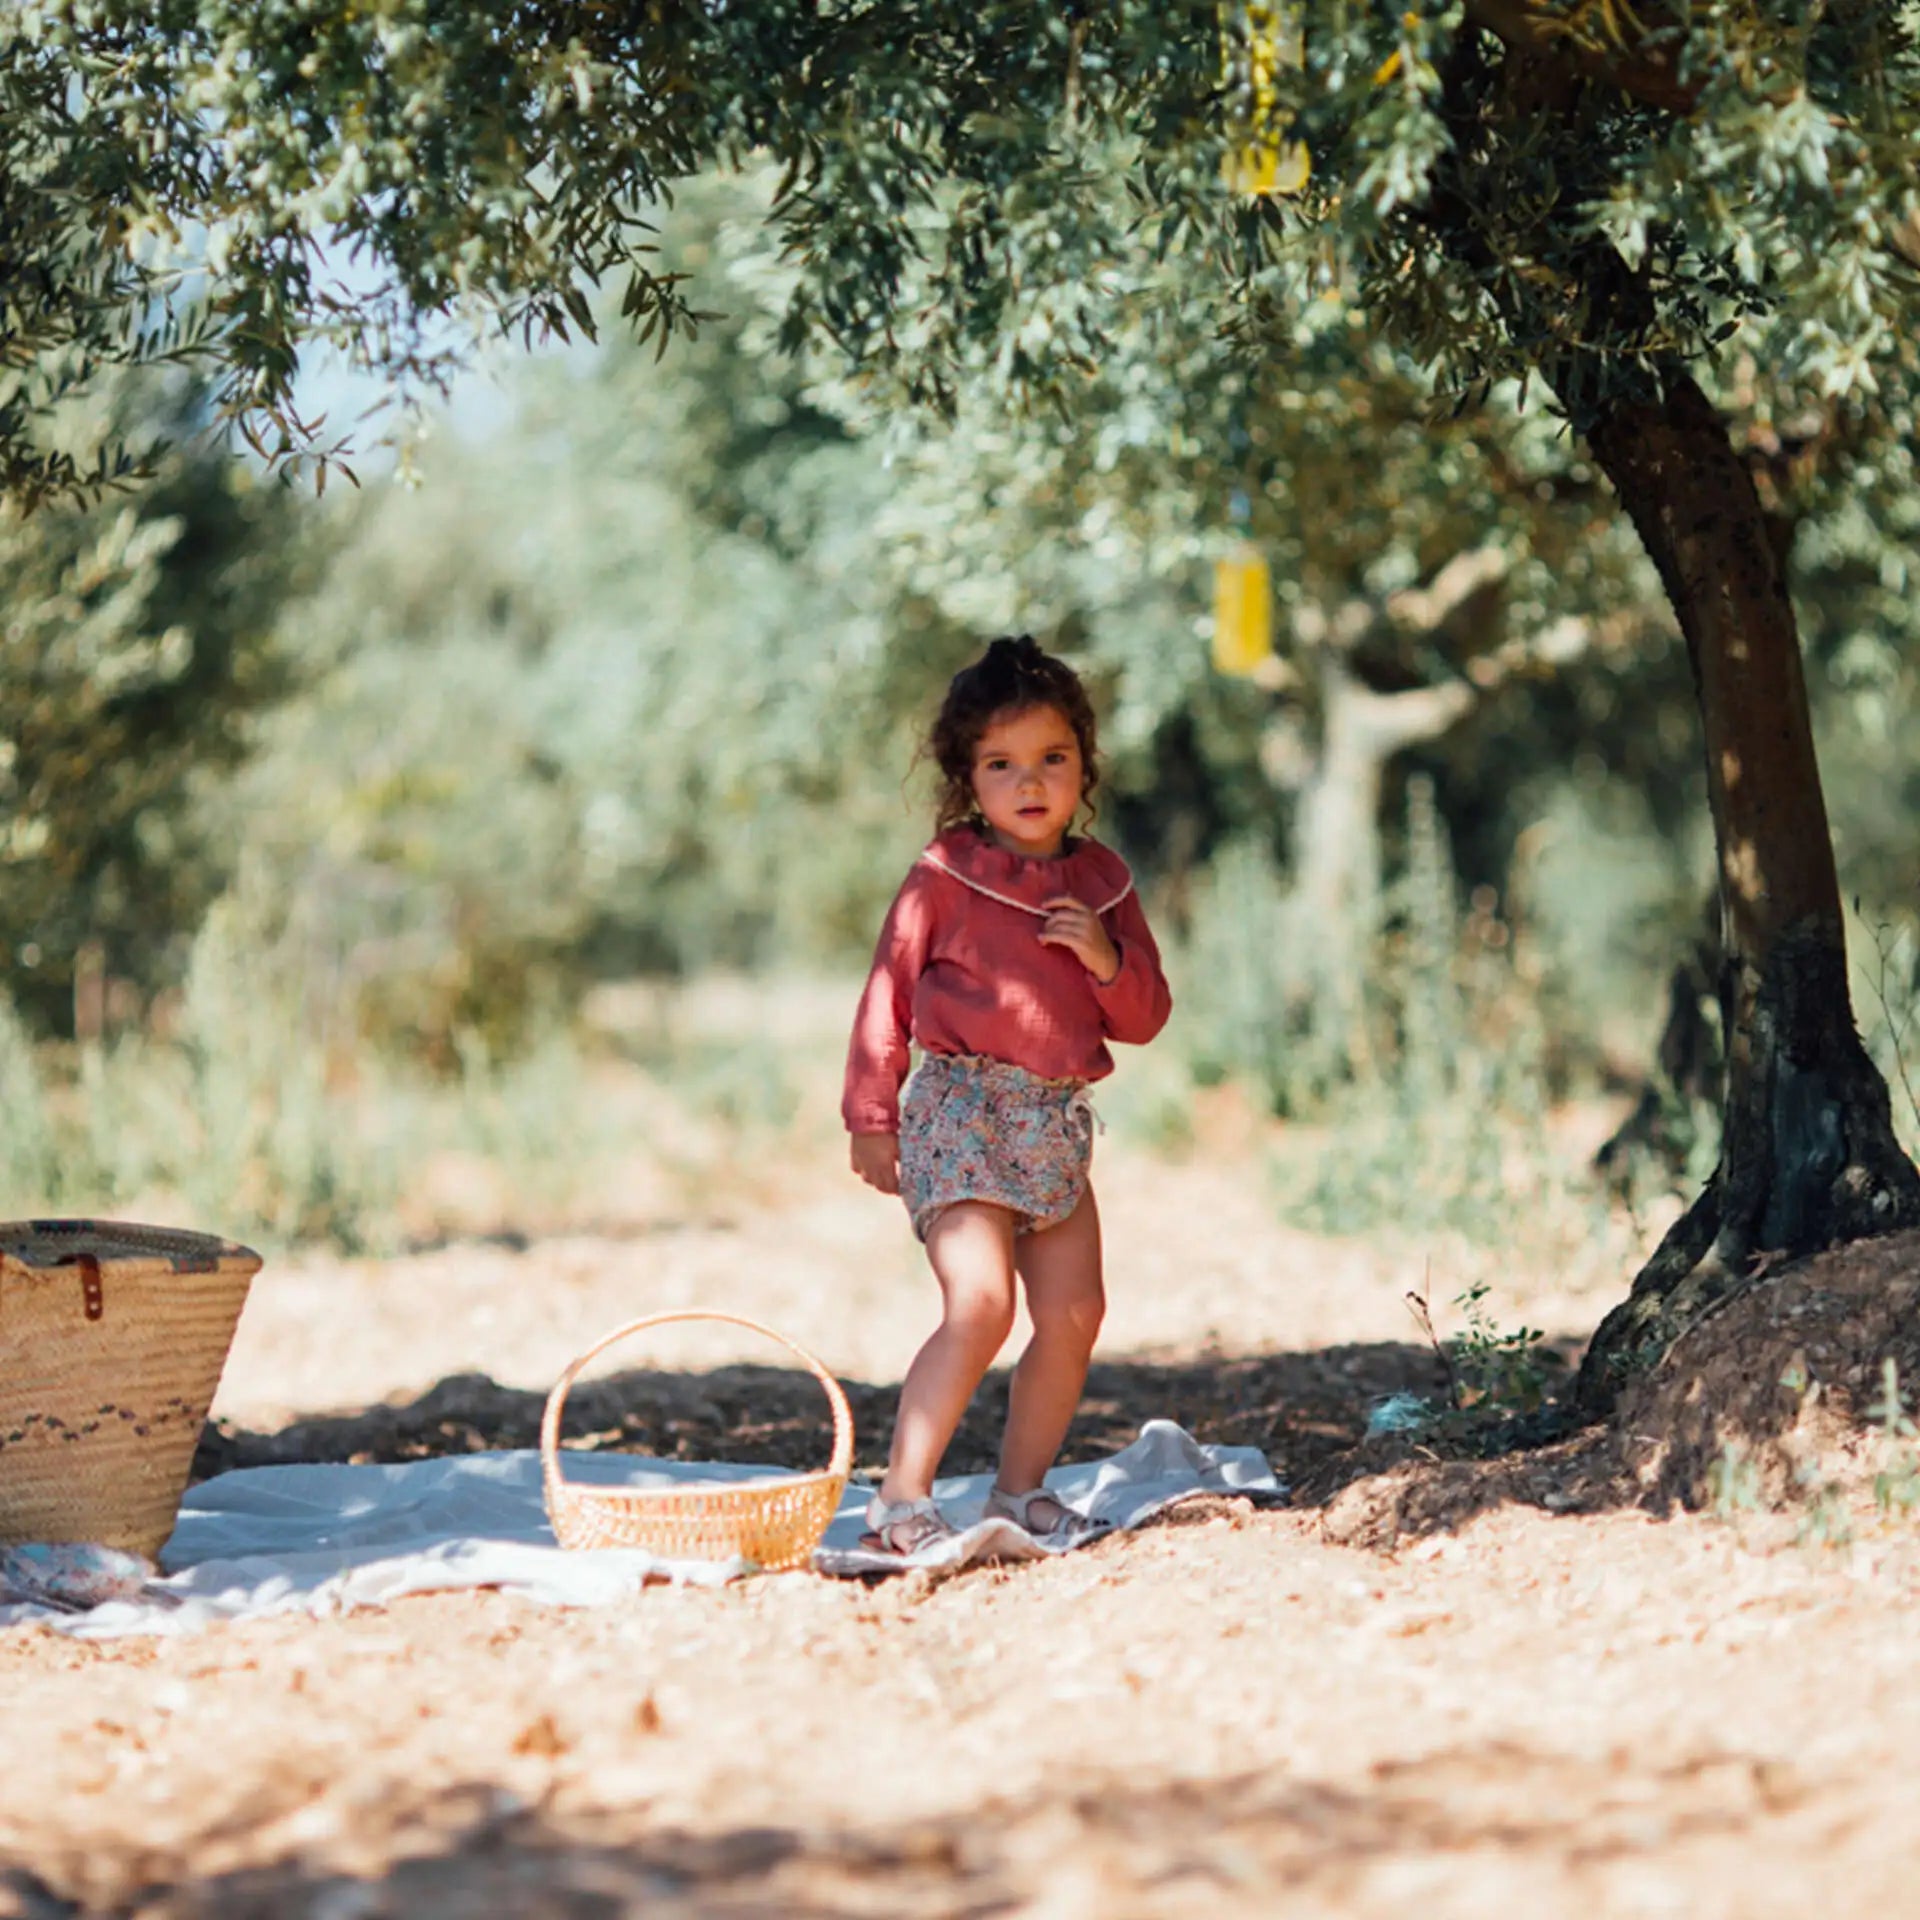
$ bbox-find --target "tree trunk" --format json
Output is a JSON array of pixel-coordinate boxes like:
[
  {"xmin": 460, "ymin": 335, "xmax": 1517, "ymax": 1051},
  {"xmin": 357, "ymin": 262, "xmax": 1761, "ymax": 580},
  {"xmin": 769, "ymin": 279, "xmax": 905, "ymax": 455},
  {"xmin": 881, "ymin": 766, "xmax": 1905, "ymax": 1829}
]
[
  {"xmin": 1288, "ymin": 652, "xmax": 1474, "ymax": 1066},
  {"xmin": 1574, "ymin": 374, "xmax": 1920, "ymax": 1412},
  {"xmin": 1289, "ymin": 655, "xmax": 1386, "ymax": 1039}
]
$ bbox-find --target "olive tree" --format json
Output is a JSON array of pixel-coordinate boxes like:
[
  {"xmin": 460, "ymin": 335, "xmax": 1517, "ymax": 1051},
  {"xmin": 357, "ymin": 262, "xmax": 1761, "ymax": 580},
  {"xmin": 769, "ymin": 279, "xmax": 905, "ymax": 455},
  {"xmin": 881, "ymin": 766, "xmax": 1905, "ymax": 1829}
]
[
  {"xmin": 10, "ymin": 0, "xmax": 1920, "ymax": 1402},
  {"xmin": 0, "ymin": 374, "xmax": 301, "ymax": 1024}
]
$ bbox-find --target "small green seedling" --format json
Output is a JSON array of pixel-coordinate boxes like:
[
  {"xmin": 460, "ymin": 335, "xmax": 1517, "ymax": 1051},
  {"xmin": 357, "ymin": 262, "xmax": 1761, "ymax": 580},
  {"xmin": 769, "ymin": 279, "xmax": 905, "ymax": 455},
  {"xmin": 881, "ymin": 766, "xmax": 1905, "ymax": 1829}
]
[
  {"xmin": 1707, "ymin": 1440, "xmax": 1764, "ymax": 1520},
  {"xmin": 1867, "ymin": 1357, "xmax": 1920, "ymax": 1518}
]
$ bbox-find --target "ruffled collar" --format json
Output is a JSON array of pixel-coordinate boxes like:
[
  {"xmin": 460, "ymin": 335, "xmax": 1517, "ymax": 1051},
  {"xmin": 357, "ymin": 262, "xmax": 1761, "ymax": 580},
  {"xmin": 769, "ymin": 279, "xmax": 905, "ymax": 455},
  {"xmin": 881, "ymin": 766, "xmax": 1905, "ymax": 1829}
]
[{"xmin": 918, "ymin": 827, "xmax": 1134, "ymax": 919}]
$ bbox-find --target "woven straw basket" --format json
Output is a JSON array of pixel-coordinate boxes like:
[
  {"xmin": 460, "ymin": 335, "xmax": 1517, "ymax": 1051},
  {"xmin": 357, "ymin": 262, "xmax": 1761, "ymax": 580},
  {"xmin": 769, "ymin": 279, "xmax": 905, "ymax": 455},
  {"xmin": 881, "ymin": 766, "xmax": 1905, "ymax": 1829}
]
[
  {"xmin": 0, "ymin": 1219, "xmax": 261, "ymax": 1556},
  {"xmin": 542, "ymin": 1310, "xmax": 853, "ymax": 1571}
]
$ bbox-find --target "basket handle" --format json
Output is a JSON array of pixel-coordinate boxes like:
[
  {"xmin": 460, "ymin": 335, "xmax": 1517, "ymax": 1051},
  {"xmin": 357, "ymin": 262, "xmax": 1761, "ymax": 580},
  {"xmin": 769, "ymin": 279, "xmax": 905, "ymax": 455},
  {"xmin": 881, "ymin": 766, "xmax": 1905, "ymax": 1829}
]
[{"xmin": 540, "ymin": 1310, "xmax": 855, "ymax": 1492}]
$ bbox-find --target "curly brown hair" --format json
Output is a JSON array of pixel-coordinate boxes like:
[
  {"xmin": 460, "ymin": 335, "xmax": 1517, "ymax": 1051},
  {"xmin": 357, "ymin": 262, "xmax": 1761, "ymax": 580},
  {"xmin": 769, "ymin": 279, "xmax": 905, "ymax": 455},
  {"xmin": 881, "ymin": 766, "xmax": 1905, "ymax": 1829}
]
[{"xmin": 925, "ymin": 635, "xmax": 1100, "ymax": 835}]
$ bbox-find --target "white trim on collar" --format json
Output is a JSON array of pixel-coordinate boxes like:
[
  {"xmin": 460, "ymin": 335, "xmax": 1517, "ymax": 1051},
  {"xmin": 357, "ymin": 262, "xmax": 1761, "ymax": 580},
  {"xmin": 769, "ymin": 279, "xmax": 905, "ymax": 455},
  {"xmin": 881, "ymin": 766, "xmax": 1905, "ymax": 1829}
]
[{"xmin": 917, "ymin": 846, "xmax": 1134, "ymax": 919}]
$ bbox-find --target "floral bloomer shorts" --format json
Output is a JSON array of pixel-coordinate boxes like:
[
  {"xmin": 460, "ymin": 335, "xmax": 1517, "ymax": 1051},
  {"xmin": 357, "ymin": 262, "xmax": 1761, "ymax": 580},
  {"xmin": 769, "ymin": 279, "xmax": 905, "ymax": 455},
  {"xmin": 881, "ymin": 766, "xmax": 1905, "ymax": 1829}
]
[{"xmin": 898, "ymin": 1052, "xmax": 1096, "ymax": 1243}]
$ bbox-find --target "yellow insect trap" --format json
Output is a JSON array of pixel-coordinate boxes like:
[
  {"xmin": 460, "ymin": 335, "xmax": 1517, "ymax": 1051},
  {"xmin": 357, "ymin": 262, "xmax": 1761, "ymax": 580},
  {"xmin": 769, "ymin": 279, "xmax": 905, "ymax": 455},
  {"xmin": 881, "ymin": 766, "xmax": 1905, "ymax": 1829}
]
[
  {"xmin": 1212, "ymin": 543, "xmax": 1275, "ymax": 678},
  {"xmin": 1221, "ymin": 3, "xmax": 1310, "ymax": 199}
]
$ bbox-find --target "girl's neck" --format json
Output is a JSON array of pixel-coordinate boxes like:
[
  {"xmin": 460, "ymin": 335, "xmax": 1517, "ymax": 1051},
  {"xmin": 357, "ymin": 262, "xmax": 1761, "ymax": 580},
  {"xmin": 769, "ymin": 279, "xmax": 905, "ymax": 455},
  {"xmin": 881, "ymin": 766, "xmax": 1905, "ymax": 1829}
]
[{"xmin": 977, "ymin": 822, "xmax": 1073, "ymax": 862}]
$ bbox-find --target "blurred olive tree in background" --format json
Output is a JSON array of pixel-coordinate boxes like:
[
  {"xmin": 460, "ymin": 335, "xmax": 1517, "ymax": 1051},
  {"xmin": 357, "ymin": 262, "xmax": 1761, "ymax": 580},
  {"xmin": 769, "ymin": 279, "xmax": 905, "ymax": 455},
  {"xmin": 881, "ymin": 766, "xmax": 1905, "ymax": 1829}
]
[
  {"xmin": 202, "ymin": 172, "xmax": 1687, "ymax": 1093},
  {"xmin": 209, "ymin": 178, "xmax": 922, "ymax": 1063},
  {"xmin": 0, "ymin": 375, "xmax": 304, "ymax": 1031}
]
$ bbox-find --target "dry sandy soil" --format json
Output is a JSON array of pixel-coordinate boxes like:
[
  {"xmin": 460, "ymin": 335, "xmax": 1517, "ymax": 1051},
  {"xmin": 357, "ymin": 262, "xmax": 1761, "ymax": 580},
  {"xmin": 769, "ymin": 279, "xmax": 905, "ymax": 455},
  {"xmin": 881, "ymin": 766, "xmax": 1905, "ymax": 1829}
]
[{"xmin": 6, "ymin": 1055, "xmax": 1920, "ymax": 1918}]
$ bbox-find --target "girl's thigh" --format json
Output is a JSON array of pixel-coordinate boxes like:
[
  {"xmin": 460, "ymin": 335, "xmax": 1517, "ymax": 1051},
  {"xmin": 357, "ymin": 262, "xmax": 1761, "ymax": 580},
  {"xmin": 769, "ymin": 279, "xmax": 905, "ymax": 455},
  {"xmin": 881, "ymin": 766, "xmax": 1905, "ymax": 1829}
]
[
  {"xmin": 1014, "ymin": 1188, "xmax": 1105, "ymax": 1330},
  {"xmin": 925, "ymin": 1200, "xmax": 1020, "ymax": 1317}
]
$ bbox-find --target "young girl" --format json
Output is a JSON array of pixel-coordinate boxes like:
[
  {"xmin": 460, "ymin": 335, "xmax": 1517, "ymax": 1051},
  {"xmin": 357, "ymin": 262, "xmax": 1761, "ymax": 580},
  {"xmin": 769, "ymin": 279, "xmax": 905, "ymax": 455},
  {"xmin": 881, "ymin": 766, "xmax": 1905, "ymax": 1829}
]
[{"xmin": 843, "ymin": 635, "xmax": 1172, "ymax": 1556}]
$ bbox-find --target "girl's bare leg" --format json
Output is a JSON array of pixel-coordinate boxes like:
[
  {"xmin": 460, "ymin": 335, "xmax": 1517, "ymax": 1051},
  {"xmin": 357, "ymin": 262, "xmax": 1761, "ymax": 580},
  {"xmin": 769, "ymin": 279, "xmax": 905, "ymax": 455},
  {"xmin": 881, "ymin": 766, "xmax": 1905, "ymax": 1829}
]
[
  {"xmin": 997, "ymin": 1187, "xmax": 1105, "ymax": 1502},
  {"xmin": 878, "ymin": 1201, "xmax": 1018, "ymax": 1506}
]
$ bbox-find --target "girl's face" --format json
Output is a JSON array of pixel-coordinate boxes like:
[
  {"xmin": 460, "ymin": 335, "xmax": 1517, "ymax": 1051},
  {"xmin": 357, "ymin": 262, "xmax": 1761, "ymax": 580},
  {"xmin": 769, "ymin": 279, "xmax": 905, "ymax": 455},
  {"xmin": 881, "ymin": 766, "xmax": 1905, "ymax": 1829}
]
[{"xmin": 969, "ymin": 703, "xmax": 1085, "ymax": 859}]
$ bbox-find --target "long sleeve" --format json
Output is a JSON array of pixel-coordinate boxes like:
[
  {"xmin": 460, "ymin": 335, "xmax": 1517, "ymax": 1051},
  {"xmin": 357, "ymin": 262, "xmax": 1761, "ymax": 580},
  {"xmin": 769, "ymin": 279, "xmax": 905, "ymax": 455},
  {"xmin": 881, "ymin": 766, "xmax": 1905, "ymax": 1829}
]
[
  {"xmin": 842, "ymin": 868, "xmax": 939, "ymax": 1133},
  {"xmin": 1089, "ymin": 887, "xmax": 1173, "ymax": 1045}
]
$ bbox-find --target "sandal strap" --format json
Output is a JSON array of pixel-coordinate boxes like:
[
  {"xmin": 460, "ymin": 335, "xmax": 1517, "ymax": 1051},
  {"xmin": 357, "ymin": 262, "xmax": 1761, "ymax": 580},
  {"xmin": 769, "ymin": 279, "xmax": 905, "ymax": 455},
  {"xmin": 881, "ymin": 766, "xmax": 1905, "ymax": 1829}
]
[
  {"xmin": 986, "ymin": 1485, "xmax": 1108, "ymax": 1538},
  {"xmin": 862, "ymin": 1495, "xmax": 957, "ymax": 1557}
]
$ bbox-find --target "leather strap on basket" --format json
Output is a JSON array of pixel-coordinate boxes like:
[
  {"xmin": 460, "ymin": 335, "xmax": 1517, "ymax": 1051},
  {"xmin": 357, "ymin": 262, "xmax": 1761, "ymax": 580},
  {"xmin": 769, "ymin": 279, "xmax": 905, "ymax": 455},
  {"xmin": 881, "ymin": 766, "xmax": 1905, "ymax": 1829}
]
[
  {"xmin": 72, "ymin": 1253, "xmax": 104, "ymax": 1321},
  {"xmin": 540, "ymin": 1310, "xmax": 855, "ymax": 1496}
]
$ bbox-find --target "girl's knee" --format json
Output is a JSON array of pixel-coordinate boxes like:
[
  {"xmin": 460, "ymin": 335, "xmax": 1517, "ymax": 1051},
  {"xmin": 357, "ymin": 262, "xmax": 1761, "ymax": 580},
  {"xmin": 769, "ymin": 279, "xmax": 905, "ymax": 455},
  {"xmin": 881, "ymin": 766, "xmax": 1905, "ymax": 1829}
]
[
  {"xmin": 1032, "ymin": 1285, "xmax": 1104, "ymax": 1349},
  {"xmin": 946, "ymin": 1288, "xmax": 1017, "ymax": 1351},
  {"xmin": 948, "ymin": 1305, "xmax": 1021, "ymax": 1367}
]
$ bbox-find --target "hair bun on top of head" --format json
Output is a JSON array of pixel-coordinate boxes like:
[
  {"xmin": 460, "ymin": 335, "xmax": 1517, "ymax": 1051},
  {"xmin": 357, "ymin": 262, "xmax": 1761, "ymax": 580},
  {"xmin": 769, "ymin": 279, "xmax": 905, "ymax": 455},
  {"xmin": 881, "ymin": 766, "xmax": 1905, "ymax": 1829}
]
[
  {"xmin": 971, "ymin": 634, "xmax": 1049, "ymax": 697},
  {"xmin": 985, "ymin": 634, "xmax": 1042, "ymax": 665}
]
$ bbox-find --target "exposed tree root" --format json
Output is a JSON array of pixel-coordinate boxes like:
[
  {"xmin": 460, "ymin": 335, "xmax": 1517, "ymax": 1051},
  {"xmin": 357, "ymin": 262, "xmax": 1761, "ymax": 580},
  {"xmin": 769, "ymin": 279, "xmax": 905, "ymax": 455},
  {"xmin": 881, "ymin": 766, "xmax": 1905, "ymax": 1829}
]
[{"xmin": 1578, "ymin": 927, "xmax": 1920, "ymax": 1415}]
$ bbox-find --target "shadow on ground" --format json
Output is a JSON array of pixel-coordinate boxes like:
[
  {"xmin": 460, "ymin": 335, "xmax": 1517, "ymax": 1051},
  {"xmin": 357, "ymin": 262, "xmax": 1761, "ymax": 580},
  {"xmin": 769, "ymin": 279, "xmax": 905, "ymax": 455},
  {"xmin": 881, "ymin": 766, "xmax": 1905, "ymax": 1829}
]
[
  {"xmin": 1, "ymin": 1740, "xmax": 1822, "ymax": 1917},
  {"xmin": 191, "ymin": 1332, "xmax": 1634, "ymax": 1546},
  {"xmin": 192, "ymin": 1338, "xmax": 1462, "ymax": 1498}
]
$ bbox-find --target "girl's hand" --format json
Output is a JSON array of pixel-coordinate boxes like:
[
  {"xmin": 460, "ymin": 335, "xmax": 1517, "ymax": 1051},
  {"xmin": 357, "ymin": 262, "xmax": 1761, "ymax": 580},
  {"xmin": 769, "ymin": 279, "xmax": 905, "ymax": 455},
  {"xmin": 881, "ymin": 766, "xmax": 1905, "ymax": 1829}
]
[
  {"xmin": 850, "ymin": 1131, "xmax": 901, "ymax": 1195},
  {"xmin": 1039, "ymin": 896, "xmax": 1120, "ymax": 984}
]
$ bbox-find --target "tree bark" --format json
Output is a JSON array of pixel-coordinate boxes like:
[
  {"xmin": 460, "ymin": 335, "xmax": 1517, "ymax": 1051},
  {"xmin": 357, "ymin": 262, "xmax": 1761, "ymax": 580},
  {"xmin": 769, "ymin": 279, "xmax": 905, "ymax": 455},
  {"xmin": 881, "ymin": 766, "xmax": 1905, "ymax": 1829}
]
[
  {"xmin": 1289, "ymin": 653, "xmax": 1475, "ymax": 1044},
  {"xmin": 1574, "ymin": 373, "xmax": 1920, "ymax": 1412},
  {"xmin": 1284, "ymin": 558, "xmax": 1575, "ymax": 1074}
]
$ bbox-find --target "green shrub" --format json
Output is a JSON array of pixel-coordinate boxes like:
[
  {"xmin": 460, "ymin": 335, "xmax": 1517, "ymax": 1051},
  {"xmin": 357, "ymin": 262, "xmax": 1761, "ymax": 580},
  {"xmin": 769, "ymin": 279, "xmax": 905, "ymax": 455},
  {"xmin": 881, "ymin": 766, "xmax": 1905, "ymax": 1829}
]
[{"xmin": 0, "ymin": 993, "xmax": 59, "ymax": 1208}]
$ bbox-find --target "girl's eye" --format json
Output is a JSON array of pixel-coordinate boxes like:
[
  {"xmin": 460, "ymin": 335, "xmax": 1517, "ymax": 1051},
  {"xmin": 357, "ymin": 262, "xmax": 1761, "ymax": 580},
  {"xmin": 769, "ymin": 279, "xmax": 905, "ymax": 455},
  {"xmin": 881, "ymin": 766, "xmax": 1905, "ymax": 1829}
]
[
  {"xmin": 984, "ymin": 759, "xmax": 1009, "ymax": 771},
  {"xmin": 1045, "ymin": 751, "xmax": 1068, "ymax": 764}
]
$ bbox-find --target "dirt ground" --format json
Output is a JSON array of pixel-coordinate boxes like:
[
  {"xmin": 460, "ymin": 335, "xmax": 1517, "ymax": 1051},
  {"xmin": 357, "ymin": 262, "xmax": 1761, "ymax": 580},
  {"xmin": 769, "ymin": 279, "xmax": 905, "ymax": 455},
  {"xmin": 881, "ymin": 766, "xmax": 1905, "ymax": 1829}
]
[{"xmin": 7, "ymin": 1061, "xmax": 1920, "ymax": 1917}]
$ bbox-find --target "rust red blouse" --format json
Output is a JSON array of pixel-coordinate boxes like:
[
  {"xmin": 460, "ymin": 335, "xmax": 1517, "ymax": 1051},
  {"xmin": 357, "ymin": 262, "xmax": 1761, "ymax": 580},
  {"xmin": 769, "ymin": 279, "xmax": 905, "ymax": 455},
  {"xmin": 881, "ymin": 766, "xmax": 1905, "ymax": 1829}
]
[{"xmin": 842, "ymin": 828, "xmax": 1173, "ymax": 1135}]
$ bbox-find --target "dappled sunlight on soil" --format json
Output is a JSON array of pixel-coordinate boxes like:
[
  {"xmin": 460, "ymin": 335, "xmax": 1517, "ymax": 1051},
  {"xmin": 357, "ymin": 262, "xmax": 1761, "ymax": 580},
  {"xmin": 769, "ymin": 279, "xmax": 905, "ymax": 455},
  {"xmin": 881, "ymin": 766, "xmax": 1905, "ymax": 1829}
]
[
  {"xmin": 8, "ymin": 1038, "xmax": 1920, "ymax": 1915},
  {"xmin": 7, "ymin": 1499, "xmax": 1920, "ymax": 1917}
]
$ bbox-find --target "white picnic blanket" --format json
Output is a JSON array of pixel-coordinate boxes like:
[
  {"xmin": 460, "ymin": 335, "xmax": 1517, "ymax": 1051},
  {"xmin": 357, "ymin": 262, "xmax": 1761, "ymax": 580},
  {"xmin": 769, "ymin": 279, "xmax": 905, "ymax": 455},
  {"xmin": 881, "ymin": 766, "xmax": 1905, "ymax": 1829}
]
[{"xmin": 0, "ymin": 1421, "xmax": 1280, "ymax": 1639}]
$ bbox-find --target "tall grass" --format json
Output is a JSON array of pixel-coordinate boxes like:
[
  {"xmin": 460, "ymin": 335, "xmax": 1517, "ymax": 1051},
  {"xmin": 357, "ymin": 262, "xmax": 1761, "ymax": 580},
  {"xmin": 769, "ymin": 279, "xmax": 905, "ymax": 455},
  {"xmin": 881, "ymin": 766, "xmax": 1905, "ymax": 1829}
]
[
  {"xmin": 0, "ymin": 992, "xmax": 59, "ymax": 1209},
  {"xmin": 0, "ymin": 896, "xmax": 829, "ymax": 1252},
  {"xmin": 1180, "ymin": 835, "xmax": 1348, "ymax": 1117},
  {"xmin": 3, "ymin": 899, "xmax": 590, "ymax": 1250},
  {"xmin": 1178, "ymin": 774, "xmax": 1621, "ymax": 1261},
  {"xmin": 1854, "ymin": 902, "xmax": 1920, "ymax": 1160}
]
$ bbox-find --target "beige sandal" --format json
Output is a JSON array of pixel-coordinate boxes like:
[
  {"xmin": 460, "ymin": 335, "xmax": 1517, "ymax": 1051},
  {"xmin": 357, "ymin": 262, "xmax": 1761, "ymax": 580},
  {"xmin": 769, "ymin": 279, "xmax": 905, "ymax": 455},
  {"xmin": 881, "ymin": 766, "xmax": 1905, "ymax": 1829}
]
[
  {"xmin": 860, "ymin": 1495, "xmax": 959, "ymax": 1558},
  {"xmin": 984, "ymin": 1484, "xmax": 1112, "ymax": 1545}
]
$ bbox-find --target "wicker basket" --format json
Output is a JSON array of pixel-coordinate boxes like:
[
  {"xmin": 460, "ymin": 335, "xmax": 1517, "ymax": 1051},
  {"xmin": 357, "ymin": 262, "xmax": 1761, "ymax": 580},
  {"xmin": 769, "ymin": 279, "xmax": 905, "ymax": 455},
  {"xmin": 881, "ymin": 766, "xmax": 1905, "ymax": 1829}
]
[
  {"xmin": 541, "ymin": 1310, "xmax": 853, "ymax": 1571},
  {"xmin": 0, "ymin": 1219, "xmax": 262, "ymax": 1556}
]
